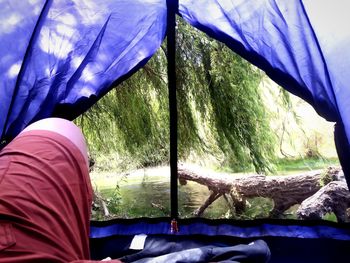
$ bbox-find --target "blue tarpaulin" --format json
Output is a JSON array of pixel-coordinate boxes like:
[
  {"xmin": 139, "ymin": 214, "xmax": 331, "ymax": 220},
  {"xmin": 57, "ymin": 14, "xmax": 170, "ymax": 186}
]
[
  {"xmin": 0, "ymin": 0, "xmax": 166, "ymax": 142},
  {"xmin": 178, "ymin": 0, "xmax": 350, "ymax": 182},
  {"xmin": 1, "ymin": 0, "xmax": 350, "ymax": 179}
]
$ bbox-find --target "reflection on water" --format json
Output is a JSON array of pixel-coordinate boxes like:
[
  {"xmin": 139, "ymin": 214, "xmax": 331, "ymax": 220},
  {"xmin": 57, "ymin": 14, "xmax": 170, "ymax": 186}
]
[{"xmin": 100, "ymin": 174, "xmax": 231, "ymax": 218}]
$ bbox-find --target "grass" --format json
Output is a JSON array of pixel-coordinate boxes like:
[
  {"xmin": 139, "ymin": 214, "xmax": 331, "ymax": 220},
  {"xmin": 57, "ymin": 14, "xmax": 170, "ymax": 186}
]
[
  {"xmin": 90, "ymin": 167, "xmax": 170, "ymax": 191},
  {"xmin": 274, "ymin": 156, "xmax": 339, "ymax": 173}
]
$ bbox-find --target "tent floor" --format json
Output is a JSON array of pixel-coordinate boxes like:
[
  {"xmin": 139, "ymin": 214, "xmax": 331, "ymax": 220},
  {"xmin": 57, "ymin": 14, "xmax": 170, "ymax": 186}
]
[{"xmin": 90, "ymin": 234, "xmax": 350, "ymax": 262}]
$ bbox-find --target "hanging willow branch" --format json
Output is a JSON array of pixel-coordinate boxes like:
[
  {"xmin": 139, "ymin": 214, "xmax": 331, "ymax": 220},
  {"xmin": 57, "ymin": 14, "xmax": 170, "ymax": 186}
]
[{"xmin": 77, "ymin": 18, "xmax": 281, "ymax": 173}]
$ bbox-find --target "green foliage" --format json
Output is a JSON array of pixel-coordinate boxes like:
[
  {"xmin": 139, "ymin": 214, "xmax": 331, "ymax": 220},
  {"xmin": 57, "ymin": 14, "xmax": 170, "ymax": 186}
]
[
  {"xmin": 322, "ymin": 212, "xmax": 338, "ymax": 222},
  {"xmin": 275, "ymin": 157, "xmax": 339, "ymax": 173},
  {"xmin": 91, "ymin": 173, "xmax": 128, "ymax": 220},
  {"xmin": 76, "ymin": 56, "xmax": 170, "ymax": 168},
  {"xmin": 240, "ymin": 197, "xmax": 274, "ymax": 219},
  {"xmin": 76, "ymin": 18, "xmax": 278, "ymax": 173},
  {"xmin": 304, "ymin": 132, "xmax": 323, "ymax": 158},
  {"xmin": 176, "ymin": 20, "xmax": 277, "ymax": 173},
  {"xmin": 105, "ymin": 180, "xmax": 124, "ymax": 215}
]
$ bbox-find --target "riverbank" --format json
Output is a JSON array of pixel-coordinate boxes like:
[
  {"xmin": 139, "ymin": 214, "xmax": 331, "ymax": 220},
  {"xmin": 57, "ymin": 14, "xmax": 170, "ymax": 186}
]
[
  {"xmin": 90, "ymin": 157, "xmax": 339, "ymax": 220},
  {"xmin": 90, "ymin": 157, "xmax": 339, "ymax": 190}
]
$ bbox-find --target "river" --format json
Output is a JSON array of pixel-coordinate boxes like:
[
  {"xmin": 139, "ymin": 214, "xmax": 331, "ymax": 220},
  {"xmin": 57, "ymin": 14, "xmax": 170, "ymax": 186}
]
[{"xmin": 91, "ymin": 166, "xmax": 274, "ymax": 219}]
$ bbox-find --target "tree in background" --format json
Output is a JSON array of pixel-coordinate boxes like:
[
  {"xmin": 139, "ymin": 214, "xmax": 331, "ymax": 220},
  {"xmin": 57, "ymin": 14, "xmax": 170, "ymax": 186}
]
[{"xmin": 75, "ymin": 18, "xmax": 277, "ymax": 174}]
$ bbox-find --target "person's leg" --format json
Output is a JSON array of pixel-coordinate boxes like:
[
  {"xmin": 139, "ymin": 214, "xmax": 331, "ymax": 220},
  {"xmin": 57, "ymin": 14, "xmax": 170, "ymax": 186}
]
[
  {"xmin": 0, "ymin": 118, "xmax": 92, "ymax": 262},
  {"xmin": 21, "ymin": 118, "xmax": 89, "ymax": 169}
]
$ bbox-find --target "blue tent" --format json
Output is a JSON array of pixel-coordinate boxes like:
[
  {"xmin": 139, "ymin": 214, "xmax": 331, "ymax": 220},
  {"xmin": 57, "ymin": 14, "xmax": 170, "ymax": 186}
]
[{"xmin": 1, "ymin": 0, "xmax": 350, "ymax": 262}]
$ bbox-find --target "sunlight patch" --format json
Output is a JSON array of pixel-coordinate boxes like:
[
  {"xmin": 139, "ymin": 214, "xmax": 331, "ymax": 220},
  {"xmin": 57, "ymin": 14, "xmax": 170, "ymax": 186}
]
[
  {"xmin": 28, "ymin": 0, "xmax": 41, "ymax": 4},
  {"xmin": 0, "ymin": 13, "xmax": 22, "ymax": 34},
  {"xmin": 7, "ymin": 62, "xmax": 21, "ymax": 78},
  {"xmin": 56, "ymin": 13, "xmax": 77, "ymax": 27},
  {"xmin": 56, "ymin": 24, "xmax": 76, "ymax": 37},
  {"xmin": 39, "ymin": 27, "xmax": 74, "ymax": 59}
]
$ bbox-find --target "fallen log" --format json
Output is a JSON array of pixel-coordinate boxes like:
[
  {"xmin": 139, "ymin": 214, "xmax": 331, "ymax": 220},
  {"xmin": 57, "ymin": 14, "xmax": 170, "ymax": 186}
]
[
  {"xmin": 178, "ymin": 164, "xmax": 341, "ymax": 217},
  {"xmin": 297, "ymin": 181, "xmax": 350, "ymax": 222}
]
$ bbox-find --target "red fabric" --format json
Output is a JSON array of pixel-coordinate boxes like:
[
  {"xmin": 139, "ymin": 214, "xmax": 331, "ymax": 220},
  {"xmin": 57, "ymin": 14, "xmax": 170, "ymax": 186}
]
[
  {"xmin": 70, "ymin": 261, "xmax": 122, "ymax": 263},
  {"xmin": 0, "ymin": 130, "xmax": 112, "ymax": 262}
]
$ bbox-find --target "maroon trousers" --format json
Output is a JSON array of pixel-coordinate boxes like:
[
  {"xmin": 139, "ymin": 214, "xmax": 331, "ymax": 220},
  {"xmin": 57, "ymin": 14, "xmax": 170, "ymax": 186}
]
[{"xmin": 0, "ymin": 130, "xmax": 100, "ymax": 262}]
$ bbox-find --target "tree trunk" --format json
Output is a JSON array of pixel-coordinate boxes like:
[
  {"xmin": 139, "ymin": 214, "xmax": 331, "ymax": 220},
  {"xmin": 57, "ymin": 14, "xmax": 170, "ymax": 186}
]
[
  {"xmin": 297, "ymin": 181, "xmax": 350, "ymax": 222},
  {"xmin": 178, "ymin": 164, "xmax": 342, "ymax": 217}
]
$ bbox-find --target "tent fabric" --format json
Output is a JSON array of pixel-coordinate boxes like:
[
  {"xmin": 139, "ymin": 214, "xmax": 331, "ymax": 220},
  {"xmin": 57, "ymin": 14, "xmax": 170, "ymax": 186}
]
[
  {"xmin": 178, "ymin": 0, "xmax": 346, "ymax": 124},
  {"xmin": 90, "ymin": 233, "xmax": 350, "ymax": 263},
  {"xmin": 90, "ymin": 218, "xmax": 350, "ymax": 241},
  {"xmin": 118, "ymin": 239, "xmax": 271, "ymax": 263},
  {"xmin": 1, "ymin": 0, "xmax": 350, "ymax": 172},
  {"xmin": 178, "ymin": 0, "xmax": 350, "ymax": 180},
  {"xmin": 89, "ymin": 219, "xmax": 350, "ymax": 262},
  {"xmin": 0, "ymin": 0, "xmax": 166, "ymax": 144},
  {"xmin": 4, "ymin": 0, "xmax": 349, "ymax": 182}
]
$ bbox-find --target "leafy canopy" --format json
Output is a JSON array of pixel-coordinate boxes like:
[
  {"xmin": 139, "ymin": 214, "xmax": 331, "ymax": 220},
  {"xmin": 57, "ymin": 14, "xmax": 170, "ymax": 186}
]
[{"xmin": 76, "ymin": 18, "xmax": 277, "ymax": 174}]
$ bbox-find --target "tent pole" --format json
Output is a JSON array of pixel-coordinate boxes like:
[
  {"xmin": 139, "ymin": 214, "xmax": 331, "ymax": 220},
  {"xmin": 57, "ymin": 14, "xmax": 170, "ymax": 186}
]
[
  {"xmin": 166, "ymin": 0, "xmax": 179, "ymax": 226},
  {"xmin": 334, "ymin": 122, "xmax": 350, "ymax": 188}
]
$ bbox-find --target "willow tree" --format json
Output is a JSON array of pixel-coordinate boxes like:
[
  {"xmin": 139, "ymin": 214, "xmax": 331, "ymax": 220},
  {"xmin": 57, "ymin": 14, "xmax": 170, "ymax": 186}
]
[{"xmin": 76, "ymin": 18, "xmax": 277, "ymax": 174}]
